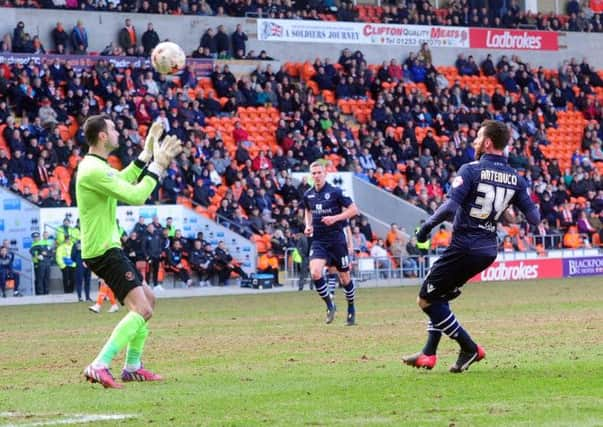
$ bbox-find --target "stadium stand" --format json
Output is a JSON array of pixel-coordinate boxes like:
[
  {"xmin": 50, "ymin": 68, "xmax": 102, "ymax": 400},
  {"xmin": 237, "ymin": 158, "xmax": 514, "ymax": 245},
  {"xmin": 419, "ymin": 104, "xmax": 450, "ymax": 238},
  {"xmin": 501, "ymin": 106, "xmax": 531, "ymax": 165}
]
[
  {"xmin": 2, "ymin": 4, "xmax": 603, "ymax": 293},
  {"xmin": 0, "ymin": 0, "xmax": 601, "ymax": 34}
]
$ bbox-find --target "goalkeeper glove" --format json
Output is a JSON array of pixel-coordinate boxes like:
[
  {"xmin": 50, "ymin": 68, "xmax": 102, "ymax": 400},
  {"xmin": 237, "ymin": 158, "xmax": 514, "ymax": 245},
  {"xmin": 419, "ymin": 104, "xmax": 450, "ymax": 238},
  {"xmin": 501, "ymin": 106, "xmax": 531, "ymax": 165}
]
[
  {"xmin": 415, "ymin": 226, "xmax": 431, "ymax": 243},
  {"xmin": 147, "ymin": 135, "xmax": 183, "ymax": 177},
  {"xmin": 138, "ymin": 121, "xmax": 164, "ymax": 164}
]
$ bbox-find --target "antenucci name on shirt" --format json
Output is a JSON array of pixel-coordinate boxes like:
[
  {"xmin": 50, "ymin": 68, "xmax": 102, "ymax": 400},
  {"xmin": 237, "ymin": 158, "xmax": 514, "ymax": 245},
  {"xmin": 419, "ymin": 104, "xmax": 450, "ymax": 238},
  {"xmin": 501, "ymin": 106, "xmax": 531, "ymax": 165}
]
[{"xmin": 480, "ymin": 170, "xmax": 518, "ymax": 185}]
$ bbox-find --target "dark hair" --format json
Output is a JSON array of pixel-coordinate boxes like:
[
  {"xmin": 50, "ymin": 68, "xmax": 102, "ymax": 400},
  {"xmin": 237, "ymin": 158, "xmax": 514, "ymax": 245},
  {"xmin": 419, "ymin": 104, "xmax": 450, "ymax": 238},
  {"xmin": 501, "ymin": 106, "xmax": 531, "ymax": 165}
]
[
  {"xmin": 83, "ymin": 114, "xmax": 110, "ymax": 146},
  {"xmin": 481, "ymin": 120, "xmax": 510, "ymax": 150}
]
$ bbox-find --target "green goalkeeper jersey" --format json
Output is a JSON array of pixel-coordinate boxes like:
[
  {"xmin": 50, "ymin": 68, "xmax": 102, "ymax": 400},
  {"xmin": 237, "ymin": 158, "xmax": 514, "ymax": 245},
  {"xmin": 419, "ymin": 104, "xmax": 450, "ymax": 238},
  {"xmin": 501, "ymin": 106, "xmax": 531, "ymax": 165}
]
[{"xmin": 76, "ymin": 155, "xmax": 158, "ymax": 259}]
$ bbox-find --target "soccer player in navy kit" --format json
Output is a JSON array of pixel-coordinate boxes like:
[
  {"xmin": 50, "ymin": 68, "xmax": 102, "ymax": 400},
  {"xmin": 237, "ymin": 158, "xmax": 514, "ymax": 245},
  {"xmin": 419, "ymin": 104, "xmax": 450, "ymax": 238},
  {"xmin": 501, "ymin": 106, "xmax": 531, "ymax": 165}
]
[
  {"xmin": 403, "ymin": 120, "xmax": 541, "ymax": 372},
  {"xmin": 304, "ymin": 162, "xmax": 359, "ymax": 325},
  {"xmin": 325, "ymin": 221, "xmax": 353, "ymax": 298}
]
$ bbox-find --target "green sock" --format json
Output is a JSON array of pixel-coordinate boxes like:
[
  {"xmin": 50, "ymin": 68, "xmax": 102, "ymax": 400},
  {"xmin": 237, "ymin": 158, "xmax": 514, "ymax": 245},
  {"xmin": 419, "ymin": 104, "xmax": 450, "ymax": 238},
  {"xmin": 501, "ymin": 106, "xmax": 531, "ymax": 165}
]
[
  {"xmin": 93, "ymin": 311, "xmax": 146, "ymax": 368},
  {"xmin": 124, "ymin": 321, "xmax": 149, "ymax": 372}
]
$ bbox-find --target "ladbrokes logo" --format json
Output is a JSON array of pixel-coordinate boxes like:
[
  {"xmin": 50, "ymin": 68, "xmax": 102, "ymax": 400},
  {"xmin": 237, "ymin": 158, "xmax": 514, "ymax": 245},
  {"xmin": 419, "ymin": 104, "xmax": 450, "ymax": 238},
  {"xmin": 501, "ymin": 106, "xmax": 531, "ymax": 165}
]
[
  {"xmin": 485, "ymin": 30, "xmax": 541, "ymax": 49},
  {"xmin": 469, "ymin": 28, "xmax": 558, "ymax": 51},
  {"xmin": 480, "ymin": 262, "xmax": 539, "ymax": 281}
]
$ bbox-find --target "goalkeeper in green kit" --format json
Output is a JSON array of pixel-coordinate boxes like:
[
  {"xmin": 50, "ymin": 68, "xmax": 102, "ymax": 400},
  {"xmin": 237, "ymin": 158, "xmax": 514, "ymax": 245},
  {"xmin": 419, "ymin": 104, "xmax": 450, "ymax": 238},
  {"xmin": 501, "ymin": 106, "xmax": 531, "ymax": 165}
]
[{"xmin": 77, "ymin": 115, "xmax": 181, "ymax": 388}]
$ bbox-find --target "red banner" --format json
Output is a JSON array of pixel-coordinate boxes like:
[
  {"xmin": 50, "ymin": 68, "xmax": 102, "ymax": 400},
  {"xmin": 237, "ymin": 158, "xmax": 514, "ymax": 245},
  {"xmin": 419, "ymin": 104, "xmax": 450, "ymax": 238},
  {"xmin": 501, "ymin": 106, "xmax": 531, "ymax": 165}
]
[
  {"xmin": 469, "ymin": 28, "xmax": 559, "ymax": 51},
  {"xmin": 592, "ymin": 0, "xmax": 603, "ymax": 12},
  {"xmin": 469, "ymin": 258, "xmax": 563, "ymax": 282}
]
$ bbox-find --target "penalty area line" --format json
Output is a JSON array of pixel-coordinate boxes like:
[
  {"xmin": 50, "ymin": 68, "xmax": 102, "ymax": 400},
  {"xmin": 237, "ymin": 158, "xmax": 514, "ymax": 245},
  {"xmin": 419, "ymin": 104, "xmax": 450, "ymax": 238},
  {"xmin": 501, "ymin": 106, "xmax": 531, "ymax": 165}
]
[{"xmin": 0, "ymin": 413, "xmax": 136, "ymax": 426}]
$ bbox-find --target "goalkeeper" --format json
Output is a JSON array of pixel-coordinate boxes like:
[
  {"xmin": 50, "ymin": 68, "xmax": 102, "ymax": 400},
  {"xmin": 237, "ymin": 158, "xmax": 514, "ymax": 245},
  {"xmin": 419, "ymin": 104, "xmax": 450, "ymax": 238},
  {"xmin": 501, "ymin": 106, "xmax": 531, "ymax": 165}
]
[{"xmin": 77, "ymin": 115, "xmax": 181, "ymax": 388}]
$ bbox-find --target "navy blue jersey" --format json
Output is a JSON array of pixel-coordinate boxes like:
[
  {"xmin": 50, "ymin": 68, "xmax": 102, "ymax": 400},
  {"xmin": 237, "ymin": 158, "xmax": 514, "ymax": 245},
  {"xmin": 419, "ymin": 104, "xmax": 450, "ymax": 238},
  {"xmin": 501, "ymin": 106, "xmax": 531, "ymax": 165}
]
[
  {"xmin": 448, "ymin": 154, "xmax": 536, "ymax": 255},
  {"xmin": 303, "ymin": 183, "xmax": 353, "ymax": 242}
]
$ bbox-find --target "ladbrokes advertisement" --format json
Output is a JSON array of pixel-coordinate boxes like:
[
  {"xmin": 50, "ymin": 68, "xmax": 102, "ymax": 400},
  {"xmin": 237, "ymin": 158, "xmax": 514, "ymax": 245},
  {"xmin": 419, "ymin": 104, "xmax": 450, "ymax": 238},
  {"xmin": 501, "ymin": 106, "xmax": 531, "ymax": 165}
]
[
  {"xmin": 470, "ymin": 258, "xmax": 563, "ymax": 282},
  {"xmin": 468, "ymin": 28, "xmax": 558, "ymax": 51}
]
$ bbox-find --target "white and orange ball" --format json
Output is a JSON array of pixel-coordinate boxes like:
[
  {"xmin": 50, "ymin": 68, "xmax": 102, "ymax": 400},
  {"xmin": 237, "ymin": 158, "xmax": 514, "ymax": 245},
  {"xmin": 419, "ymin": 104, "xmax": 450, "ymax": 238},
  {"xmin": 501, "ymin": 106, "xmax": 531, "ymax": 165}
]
[{"xmin": 151, "ymin": 42, "xmax": 186, "ymax": 75}]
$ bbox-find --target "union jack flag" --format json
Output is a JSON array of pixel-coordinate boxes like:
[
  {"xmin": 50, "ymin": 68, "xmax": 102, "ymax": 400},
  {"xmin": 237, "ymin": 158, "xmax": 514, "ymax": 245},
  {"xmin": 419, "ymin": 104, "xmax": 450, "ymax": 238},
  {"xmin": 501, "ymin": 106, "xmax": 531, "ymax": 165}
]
[{"xmin": 261, "ymin": 22, "xmax": 283, "ymax": 39}]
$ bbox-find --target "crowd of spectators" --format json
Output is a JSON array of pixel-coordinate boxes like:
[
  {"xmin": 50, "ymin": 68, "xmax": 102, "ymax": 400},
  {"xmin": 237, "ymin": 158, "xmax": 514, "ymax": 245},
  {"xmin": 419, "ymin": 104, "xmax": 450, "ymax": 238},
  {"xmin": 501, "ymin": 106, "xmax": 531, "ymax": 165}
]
[
  {"xmin": 4, "ymin": 215, "xmax": 251, "ymax": 298},
  {"xmin": 2, "ymin": 0, "xmax": 602, "ymax": 33},
  {"xmin": 2, "ymin": 30, "xmax": 603, "ymax": 281},
  {"xmin": 312, "ymin": 47, "xmax": 603, "ymax": 250},
  {"xmin": 1, "ymin": 19, "xmax": 277, "ymax": 61},
  {"xmin": 121, "ymin": 215, "xmax": 250, "ymax": 287}
]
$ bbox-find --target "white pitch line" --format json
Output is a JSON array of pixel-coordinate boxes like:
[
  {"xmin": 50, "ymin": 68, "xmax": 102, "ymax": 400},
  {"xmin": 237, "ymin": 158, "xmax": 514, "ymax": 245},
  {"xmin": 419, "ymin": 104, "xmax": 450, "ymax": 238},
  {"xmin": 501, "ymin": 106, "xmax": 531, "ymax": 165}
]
[{"xmin": 0, "ymin": 413, "xmax": 136, "ymax": 426}]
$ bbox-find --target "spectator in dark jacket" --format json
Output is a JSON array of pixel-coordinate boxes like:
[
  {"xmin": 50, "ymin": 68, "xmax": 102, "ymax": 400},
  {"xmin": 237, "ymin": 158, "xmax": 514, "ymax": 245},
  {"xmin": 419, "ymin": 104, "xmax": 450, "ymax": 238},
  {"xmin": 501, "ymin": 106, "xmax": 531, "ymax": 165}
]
[
  {"xmin": 124, "ymin": 231, "xmax": 146, "ymax": 265},
  {"xmin": 143, "ymin": 224, "xmax": 164, "ymax": 289},
  {"xmin": 164, "ymin": 240, "xmax": 192, "ymax": 287},
  {"xmin": 189, "ymin": 240, "xmax": 214, "ymax": 286},
  {"xmin": 200, "ymin": 28, "xmax": 217, "ymax": 57},
  {"xmin": 7, "ymin": 149, "xmax": 26, "ymax": 179},
  {"xmin": 132, "ymin": 216, "xmax": 148, "ymax": 237},
  {"xmin": 0, "ymin": 245, "xmax": 21, "ymax": 297},
  {"xmin": 215, "ymin": 25, "xmax": 230, "ymax": 58},
  {"xmin": 231, "ymin": 24, "xmax": 248, "ymax": 59},
  {"xmin": 72, "ymin": 239, "xmax": 91, "ymax": 301},
  {"xmin": 12, "ymin": 21, "xmax": 27, "ymax": 53},
  {"xmin": 141, "ymin": 22, "xmax": 160, "ymax": 56},
  {"xmin": 192, "ymin": 177, "xmax": 214, "ymax": 207},
  {"xmin": 213, "ymin": 241, "xmax": 248, "ymax": 285},
  {"xmin": 51, "ymin": 22, "xmax": 69, "ymax": 54}
]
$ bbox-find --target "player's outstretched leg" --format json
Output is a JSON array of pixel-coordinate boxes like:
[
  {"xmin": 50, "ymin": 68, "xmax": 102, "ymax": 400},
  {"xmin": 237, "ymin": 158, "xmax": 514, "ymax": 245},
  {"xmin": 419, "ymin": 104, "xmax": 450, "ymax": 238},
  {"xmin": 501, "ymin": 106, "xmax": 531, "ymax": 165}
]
[
  {"xmin": 122, "ymin": 285, "xmax": 162, "ymax": 381},
  {"xmin": 425, "ymin": 302, "xmax": 483, "ymax": 372},
  {"xmin": 121, "ymin": 328, "xmax": 163, "ymax": 381},
  {"xmin": 342, "ymin": 279, "xmax": 356, "ymax": 326},
  {"xmin": 449, "ymin": 344, "xmax": 486, "ymax": 373},
  {"xmin": 314, "ymin": 276, "xmax": 336, "ymax": 324},
  {"xmin": 84, "ymin": 311, "xmax": 146, "ymax": 388},
  {"xmin": 121, "ymin": 321, "xmax": 162, "ymax": 381},
  {"xmin": 402, "ymin": 320, "xmax": 440, "ymax": 369},
  {"xmin": 84, "ymin": 365, "xmax": 122, "ymax": 389},
  {"xmin": 122, "ymin": 363, "xmax": 163, "ymax": 382}
]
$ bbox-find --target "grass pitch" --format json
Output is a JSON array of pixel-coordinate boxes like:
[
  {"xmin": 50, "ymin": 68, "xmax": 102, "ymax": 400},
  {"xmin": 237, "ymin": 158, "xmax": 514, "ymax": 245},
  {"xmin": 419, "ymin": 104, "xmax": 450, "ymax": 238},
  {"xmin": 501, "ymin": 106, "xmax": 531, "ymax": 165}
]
[{"xmin": 1, "ymin": 278, "xmax": 602, "ymax": 426}]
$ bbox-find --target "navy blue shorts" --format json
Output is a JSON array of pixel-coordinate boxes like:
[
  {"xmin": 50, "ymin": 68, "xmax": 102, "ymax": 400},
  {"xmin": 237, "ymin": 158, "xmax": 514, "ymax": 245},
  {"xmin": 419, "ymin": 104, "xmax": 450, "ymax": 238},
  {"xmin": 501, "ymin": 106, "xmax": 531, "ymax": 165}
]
[
  {"xmin": 310, "ymin": 239, "xmax": 350, "ymax": 272},
  {"xmin": 419, "ymin": 248, "xmax": 496, "ymax": 303}
]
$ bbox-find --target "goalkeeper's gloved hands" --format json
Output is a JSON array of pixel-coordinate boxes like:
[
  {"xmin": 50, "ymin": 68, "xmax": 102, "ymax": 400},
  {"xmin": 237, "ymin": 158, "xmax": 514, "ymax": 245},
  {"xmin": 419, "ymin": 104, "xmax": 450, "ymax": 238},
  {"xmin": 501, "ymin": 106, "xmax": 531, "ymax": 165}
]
[
  {"xmin": 415, "ymin": 225, "xmax": 431, "ymax": 243},
  {"xmin": 147, "ymin": 135, "xmax": 183, "ymax": 177},
  {"xmin": 138, "ymin": 121, "xmax": 164, "ymax": 164}
]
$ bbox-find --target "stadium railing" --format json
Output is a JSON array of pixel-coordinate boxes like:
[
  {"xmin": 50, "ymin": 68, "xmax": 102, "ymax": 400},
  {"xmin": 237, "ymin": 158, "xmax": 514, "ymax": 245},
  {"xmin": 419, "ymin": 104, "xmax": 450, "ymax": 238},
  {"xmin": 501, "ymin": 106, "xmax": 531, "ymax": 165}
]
[
  {"xmin": 283, "ymin": 248, "xmax": 430, "ymax": 287},
  {"xmin": 282, "ymin": 232, "xmax": 603, "ymax": 287},
  {"xmin": 7, "ymin": 250, "xmax": 35, "ymax": 295}
]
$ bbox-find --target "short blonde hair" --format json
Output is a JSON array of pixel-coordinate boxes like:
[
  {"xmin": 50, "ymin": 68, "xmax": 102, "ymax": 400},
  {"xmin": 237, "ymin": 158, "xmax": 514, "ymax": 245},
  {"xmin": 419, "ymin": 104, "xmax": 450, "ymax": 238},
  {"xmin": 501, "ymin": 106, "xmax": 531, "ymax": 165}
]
[{"xmin": 309, "ymin": 160, "xmax": 327, "ymax": 170}]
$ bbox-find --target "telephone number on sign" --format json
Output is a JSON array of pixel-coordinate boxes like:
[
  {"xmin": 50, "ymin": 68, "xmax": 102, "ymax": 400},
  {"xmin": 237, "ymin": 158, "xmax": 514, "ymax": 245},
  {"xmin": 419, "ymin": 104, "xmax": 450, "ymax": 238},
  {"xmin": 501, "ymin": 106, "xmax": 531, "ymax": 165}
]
[{"xmin": 379, "ymin": 38, "xmax": 458, "ymax": 47}]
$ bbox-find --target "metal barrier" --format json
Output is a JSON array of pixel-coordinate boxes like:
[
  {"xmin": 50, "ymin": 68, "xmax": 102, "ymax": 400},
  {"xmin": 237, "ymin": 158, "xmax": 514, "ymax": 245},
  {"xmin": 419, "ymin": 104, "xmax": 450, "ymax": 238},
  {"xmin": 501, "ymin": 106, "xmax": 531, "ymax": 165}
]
[
  {"xmin": 531, "ymin": 233, "xmax": 563, "ymax": 250},
  {"xmin": 43, "ymin": 222, "xmax": 61, "ymax": 238},
  {"xmin": 283, "ymin": 247, "xmax": 429, "ymax": 288},
  {"xmin": 281, "ymin": 231, "xmax": 600, "ymax": 288},
  {"xmin": 7, "ymin": 250, "xmax": 35, "ymax": 296},
  {"xmin": 215, "ymin": 213, "xmax": 258, "ymax": 238}
]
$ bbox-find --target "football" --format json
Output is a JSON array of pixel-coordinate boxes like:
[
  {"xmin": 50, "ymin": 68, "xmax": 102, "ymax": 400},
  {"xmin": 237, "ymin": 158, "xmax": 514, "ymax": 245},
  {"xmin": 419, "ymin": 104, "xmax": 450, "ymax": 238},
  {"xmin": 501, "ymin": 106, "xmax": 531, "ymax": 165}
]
[{"xmin": 151, "ymin": 41, "xmax": 186, "ymax": 74}]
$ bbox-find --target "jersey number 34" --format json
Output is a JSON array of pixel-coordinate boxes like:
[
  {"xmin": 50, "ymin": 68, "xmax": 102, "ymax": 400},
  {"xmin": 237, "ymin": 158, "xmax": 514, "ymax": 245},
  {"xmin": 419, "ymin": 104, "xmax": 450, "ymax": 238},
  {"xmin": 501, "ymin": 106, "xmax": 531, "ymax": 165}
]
[{"xmin": 470, "ymin": 183, "xmax": 515, "ymax": 220}]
